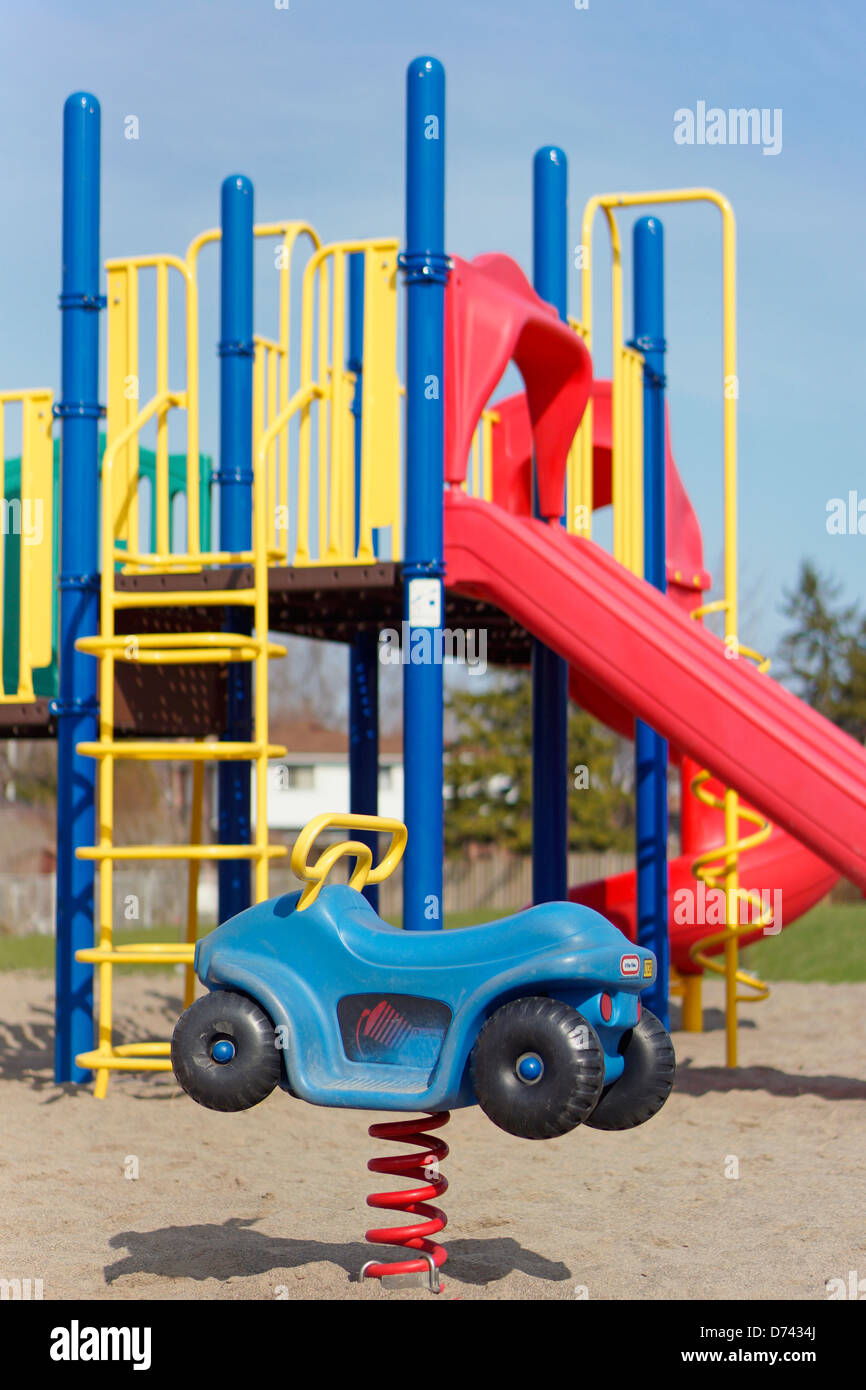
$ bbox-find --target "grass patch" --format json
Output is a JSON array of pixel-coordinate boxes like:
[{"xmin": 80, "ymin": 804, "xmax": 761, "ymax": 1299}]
[
  {"xmin": 3, "ymin": 902, "xmax": 863, "ymax": 984},
  {"xmin": 740, "ymin": 901, "xmax": 866, "ymax": 983},
  {"xmin": 0, "ymin": 925, "xmax": 206, "ymax": 975}
]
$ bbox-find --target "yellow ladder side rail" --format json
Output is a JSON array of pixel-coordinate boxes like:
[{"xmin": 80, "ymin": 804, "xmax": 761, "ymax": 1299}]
[
  {"xmin": 252, "ymin": 380, "xmax": 275, "ymax": 905},
  {"xmin": 184, "ymin": 758, "xmax": 205, "ymax": 1008}
]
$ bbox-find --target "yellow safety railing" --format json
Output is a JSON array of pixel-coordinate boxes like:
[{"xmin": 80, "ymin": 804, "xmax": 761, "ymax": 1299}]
[
  {"xmin": 462, "ymin": 409, "xmax": 499, "ymax": 500},
  {"xmin": 581, "ymin": 188, "xmax": 771, "ymax": 1066},
  {"xmin": 108, "ymin": 221, "xmax": 322, "ymax": 571},
  {"xmin": 255, "ymin": 238, "xmax": 401, "ymax": 567},
  {"xmin": 105, "ymin": 254, "xmax": 197, "ymax": 561},
  {"xmin": 0, "ymin": 390, "xmax": 54, "ymax": 702},
  {"xmin": 576, "ymin": 202, "xmax": 648, "ymax": 574}
]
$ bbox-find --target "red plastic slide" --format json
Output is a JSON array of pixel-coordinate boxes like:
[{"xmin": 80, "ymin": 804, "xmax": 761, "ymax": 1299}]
[
  {"xmin": 443, "ymin": 490, "xmax": 865, "ymax": 950},
  {"xmin": 568, "ymin": 762, "xmax": 837, "ymax": 973},
  {"xmin": 442, "ymin": 250, "xmax": 855, "ymax": 969}
]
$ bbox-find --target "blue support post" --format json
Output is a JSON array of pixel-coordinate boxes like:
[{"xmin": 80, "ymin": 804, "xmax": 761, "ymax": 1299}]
[
  {"xmin": 54, "ymin": 92, "xmax": 103, "ymax": 1083},
  {"xmin": 216, "ymin": 174, "xmax": 255, "ymax": 923},
  {"xmin": 348, "ymin": 252, "xmax": 380, "ymax": 910},
  {"xmin": 531, "ymin": 147, "xmax": 569, "ymax": 905},
  {"xmin": 400, "ymin": 56, "xmax": 448, "ymax": 931},
  {"xmin": 633, "ymin": 215, "xmax": 670, "ymax": 1025}
]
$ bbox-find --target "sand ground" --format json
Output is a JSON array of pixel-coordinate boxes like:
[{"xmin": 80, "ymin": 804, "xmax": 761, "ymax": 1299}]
[{"xmin": 1, "ymin": 971, "xmax": 864, "ymax": 1301}]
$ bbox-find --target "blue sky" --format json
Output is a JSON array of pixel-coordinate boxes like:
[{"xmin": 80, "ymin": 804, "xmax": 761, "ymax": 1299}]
[{"xmin": 1, "ymin": 0, "xmax": 864, "ymax": 654}]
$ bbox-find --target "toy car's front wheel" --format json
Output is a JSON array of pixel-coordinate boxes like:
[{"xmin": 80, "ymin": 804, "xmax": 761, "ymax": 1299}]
[
  {"xmin": 171, "ymin": 990, "xmax": 281, "ymax": 1112},
  {"xmin": 470, "ymin": 997, "xmax": 605, "ymax": 1140},
  {"xmin": 584, "ymin": 1008, "xmax": 675, "ymax": 1131}
]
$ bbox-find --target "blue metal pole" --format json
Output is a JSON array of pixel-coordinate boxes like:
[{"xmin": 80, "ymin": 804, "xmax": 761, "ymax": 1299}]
[
  {"xmin": 216, "ymin": 175, "xmax": 255, "ymax": 923},
  {"xmin": 54, "ymin": 93, "xmax": 102, "ymax": 1083},
  {"xmin": 531, "ymin": 147, "xmax": 569, "ymax": 905},
  {"xmin": 401, "ymin": 56, "xmax": 448, "ymax": 931},
  {"xmin": 633, "ymin": 215, "xmax": 670, "ymax": 1025},
  {"xmin": 348, "ymin": 252, "xmax": 380, "ymax": 910}
]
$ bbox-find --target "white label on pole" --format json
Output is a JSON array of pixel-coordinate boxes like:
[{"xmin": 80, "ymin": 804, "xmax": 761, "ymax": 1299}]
[{"xmin": 408, "ymin": 577, "xmax": 442, "ymax": 628}]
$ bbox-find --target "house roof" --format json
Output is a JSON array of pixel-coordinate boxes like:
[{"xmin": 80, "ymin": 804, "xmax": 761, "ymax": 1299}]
[{"xmin": 270, "ymin": 716, "xmax": 402, "ymax": 760}]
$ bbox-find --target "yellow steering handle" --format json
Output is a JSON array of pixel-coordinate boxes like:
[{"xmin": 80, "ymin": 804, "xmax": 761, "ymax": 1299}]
[{"xmin": 291, "ymin": 812, "xmax": 408, "ymax": 911}]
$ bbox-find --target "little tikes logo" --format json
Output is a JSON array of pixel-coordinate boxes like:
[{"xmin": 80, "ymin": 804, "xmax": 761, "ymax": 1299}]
[
  {"xmin": 620, "ymin": 954, "xmax": 640, "ymax": 977},
  {"xmin": 50, "ymin": 1321, "xmax": 152, "ymax": 1371}
]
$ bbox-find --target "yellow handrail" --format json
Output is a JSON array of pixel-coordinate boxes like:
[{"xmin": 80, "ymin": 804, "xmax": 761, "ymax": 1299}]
[{"xmin": 254, "ymin": 238, "xmax": 401, "ymax": 567}]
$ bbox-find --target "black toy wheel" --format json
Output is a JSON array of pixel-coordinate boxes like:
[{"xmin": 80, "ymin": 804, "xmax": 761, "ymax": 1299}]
[
  {"xmin": 171, "ymin": 989, "xmax": 281, "ymax": 1112},
  {"xmin": 584, "ymin": 1007, "xmax": 675, "ymax": 1131},
  {"xmin": 470, "ymin": 996, "xmax": 605, "ymax": 1140}
]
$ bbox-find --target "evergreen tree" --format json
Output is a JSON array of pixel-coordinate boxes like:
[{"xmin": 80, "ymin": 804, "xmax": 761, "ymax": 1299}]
[
  {"xmin": 778, "ymin": 560, "xmax": 866, "ymax": 742},
  {"xmin": 778, "ymin": 562, "xmax": 855, "ymax": 718},
  {"xmin": 444, "ymin": 670, "xmax": 632, "ymax": 855}
]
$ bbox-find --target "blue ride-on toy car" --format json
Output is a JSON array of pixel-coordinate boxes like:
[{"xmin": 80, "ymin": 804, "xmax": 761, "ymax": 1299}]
[{"xmin": 171, "ymin": 814, "xmax": 675, "ymax": 1139}]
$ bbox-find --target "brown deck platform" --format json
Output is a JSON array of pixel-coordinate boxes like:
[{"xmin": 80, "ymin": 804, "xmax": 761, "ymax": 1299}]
[{"xmin": 0, "ymin": 563, "xmax": 529, "ymax": 739}]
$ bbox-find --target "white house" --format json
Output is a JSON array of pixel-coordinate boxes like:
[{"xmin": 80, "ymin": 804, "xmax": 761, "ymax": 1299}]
[{"xmin": 259, "ymin": 718, "xmax": 404, "ymax": 834}]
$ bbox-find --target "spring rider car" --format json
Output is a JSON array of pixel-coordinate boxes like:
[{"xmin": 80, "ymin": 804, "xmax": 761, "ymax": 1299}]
[{"xmin": 172, "ymin": 814, "xmax": 675, "ymax": 1288}]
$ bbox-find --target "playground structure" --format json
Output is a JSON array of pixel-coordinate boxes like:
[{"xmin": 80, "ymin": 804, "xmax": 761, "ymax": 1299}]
[{"xmin": 2, "ymin": 56, "xmax": 866, "ymax": 1106}]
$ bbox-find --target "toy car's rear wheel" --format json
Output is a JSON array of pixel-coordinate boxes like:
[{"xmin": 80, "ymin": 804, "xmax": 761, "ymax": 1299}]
[
  {"xmin": 584, "ymin": 1007, "xmax": 675, "ymax": 1131},
  {"xmin": 470, "ymin": 996, "xmax": 605, "ymax": 1140},
  {"xmin": 171, "ymin": 989, "xmax": 281, "ymax": 1112}
]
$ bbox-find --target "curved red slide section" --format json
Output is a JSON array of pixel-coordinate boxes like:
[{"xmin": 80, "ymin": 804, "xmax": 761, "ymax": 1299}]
[
  {"xmin": 568, "ymin": 774, "xmax": 837, "ymax": 971},
  {"xmin": 444, "ymin": 489, "xmax": 866, "ymax": 896}
]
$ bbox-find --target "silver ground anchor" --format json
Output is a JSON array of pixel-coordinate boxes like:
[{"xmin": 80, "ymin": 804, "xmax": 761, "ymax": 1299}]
[{"xmin": 360, "ymin": 1252, "xmax": 442, "ymax": 1293}]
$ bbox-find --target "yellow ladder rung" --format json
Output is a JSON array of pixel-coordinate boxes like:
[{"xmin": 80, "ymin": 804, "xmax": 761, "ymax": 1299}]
[
  {"xmin": 77, "ymin": 844, "xmax": 287, "ymax": 862},
  {"xmin": 116, "ymin": 549, "xmax": 256, "ymax": 567},
  {"xmin": 77, "ymin": 740, "xmax": 286, "ymax": 761},
  {"xmin": 77, "ymin": 944, "xmax": 196, "ymax": 965},
  {"xmin": 76, "ymin": 1047, "xmax": 173, "ymax": 1074},
  {"xmin": 110, "ymin": 589, "xmax": 255, "ymax": 610},
  {"xmin": 77, "ymin": 632, "xmax": 286, "ymax": 661},
  {"xmin": 104, "ymin": 647, "xmax": 281, "ymax": 665}
]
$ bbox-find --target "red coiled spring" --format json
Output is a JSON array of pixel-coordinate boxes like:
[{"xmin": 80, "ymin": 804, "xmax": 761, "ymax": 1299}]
[{"xmin": 361, "ymin": 1111, "xmax": 450, "ymax": 1289}]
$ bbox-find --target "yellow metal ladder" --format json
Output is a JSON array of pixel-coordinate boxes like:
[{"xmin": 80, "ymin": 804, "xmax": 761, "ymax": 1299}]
[
  {"xmin": 73, "ymin": 516, "xmax": 287, "ymax": 1096},
  {"xmin": 72, "ymin": 246, "xmax": 287, "ymax": 1097}
]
